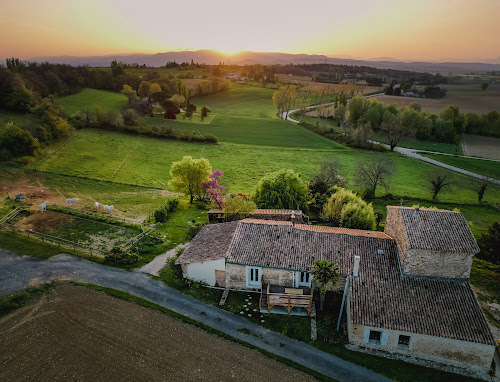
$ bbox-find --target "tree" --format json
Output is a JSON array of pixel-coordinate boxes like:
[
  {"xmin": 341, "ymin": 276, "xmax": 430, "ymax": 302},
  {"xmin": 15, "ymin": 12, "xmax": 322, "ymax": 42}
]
[
  {"xmin": 169, "ymin": 156, "xmax": 212, "ymax": 203},
  {"xmin": 310, "ymin": 259, "xmax": 340, "ymax": 310},
  {"xmin": 322, "ymin": 187, "xmax": 376, "ymax": 230},
  {"xmin": 75, "ymin": 108, "xmax": 94, "ymax": 128},
  {"xmin": 223, "ymin": 195, "xmax": 257, "ymax": 217},
  {"xmin": 333, "ymin": 104, "xmax": 347, "ymax": 127},
  {"xmin": 356, "ymin": 158, "xmax": 394, "ymax": 198},
  {"xmin": 120, "ymin": 84, "xmax": 138, "ymax": 102},
  {"xmin": 201, "ymin": 106, "xmax": 211, "ymax": 122},
  {"xmin": 428, "ymin": 172, "xmax": 452, "ymax": 201},
  {"xmin": 110, "ymin": 60, "xmax": 125, "ymax": 77},
  {"xmin": 481, "ymin": 83, "xmax": 489, "ymax": 91},
  {"xmin": 171, "ymin": 94, "xmax": 185, "ymax": 108},
  {"xmin": 472, "ymin": 176, "xmax": 491, "ymax": 203},
  {"xmin": 348, "ymin": 95, "xmax": 370, "ymax": 124},
  {"xmin": 310, "ymin": 160, "xmax": 346, "ymax": 194},
  {"xmin": 381, "ymin": 111, "xmax": 412, "ymax": 150},
  {"xmin": 476, "ymin": 222, "xmax": 500, "ymax": 264},
  {"xmin": 254, "ymin": 169, "xmax": 308, "ymax": 210},
  {"xmin": 203, "ymin": 170, "xmax": 225, "ymax": 209},
  {"xmin": 122, "ymin": 109, "xmax": 138, "ymax": 126},
  {"xmin": 272, "ymin": 85, "xmax": 296, "ymax": 119},
  {"xmin": 138, "ymin": 81, "xmax": 151, "ymax": 99},
  {"xmin": 0, "ymin": 122, "xmax": 40, "ymax": 159}
]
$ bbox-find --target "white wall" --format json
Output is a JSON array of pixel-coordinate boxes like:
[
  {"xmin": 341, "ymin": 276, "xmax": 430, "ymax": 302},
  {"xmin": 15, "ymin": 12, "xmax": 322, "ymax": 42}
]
[{"xmin": 184, "ymin": 258, "xmax": 225, "ymax": 286}]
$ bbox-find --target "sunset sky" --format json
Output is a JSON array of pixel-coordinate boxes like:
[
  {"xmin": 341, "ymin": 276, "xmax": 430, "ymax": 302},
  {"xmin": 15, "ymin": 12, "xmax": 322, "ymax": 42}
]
[{"xmin": 1, "ymin": 0, "xmax": 499, "ymax": 61}]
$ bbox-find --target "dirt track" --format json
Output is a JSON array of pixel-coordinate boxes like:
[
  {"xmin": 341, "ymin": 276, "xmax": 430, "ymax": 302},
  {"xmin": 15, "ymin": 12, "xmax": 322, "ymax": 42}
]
[{"xmin": 0, "ymin": 284, "xmax": 317, "ymax": 382}]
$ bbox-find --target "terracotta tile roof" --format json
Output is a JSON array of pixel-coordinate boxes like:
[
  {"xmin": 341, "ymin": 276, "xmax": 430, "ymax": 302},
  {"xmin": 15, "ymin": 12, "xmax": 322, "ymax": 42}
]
[
  {"xmin": 226, "ymin": 220, "xmax": 390, "ymax": 273},
  {"xmin": 350, "ymin": 245, "xmax": 495, "ymax": 345},
  {"xmin": 388, "ymin": 206, "xmax": 479, "ymax": 253},
  {"xmin": 175, "ymin": 222, "xmax": 238, "ymax": 265},
  {"xmin": 208, "ymin": 209, "xmax": 302, "ymax": 216}
]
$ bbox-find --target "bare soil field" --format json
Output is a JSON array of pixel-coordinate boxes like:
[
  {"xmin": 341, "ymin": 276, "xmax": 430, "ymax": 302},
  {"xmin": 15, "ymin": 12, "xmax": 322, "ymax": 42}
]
[
  {"xmin": 463, "ymin": 134, "xmax": 500, "ymax": 160},
  {"xmin": 0, "ymin": 284, "xmax": 317, "ymax": 382},
  {"xmin": 374, "ymin": 83, "xmax": 500, "ymax": 114}
]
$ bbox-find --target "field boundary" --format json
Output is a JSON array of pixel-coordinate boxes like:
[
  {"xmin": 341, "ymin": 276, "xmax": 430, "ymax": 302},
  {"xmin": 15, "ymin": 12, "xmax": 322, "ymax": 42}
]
[{"xmin": 0, "ymin": 222, "xmax": 106, "ymax": 258}]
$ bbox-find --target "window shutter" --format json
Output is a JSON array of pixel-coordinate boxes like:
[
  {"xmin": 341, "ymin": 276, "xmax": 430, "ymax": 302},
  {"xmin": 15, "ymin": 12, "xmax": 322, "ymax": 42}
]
[
  {"xmin": 381, "ymin": 332, "xmax": 389, "ymax": 345},
  {"xmin": 363, "ymin": 329, "xmax": 370, "ymax": 343}
]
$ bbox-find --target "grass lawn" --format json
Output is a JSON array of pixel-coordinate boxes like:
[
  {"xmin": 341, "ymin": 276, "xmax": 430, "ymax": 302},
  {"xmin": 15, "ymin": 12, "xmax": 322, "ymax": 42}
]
[
  {"xmin": 37, "ymin": 129, "xmax": 500, "ymax": 204},
  {"xmin": 422, "ymin": 153, "xmax": 500, "ymax": 180},
  {"xmin": 57, "ymin": 88, "xmax": 128, "ymax": 116},
  {"xmin": 372, "ymin": 133, "xmax": 464, "ymax": 155}
]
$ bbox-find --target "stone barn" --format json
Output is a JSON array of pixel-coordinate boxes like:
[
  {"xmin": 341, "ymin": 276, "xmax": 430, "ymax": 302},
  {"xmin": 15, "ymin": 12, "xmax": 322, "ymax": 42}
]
[{"xmin": 175, "ymin": 207, "xmax": 496, "ymax": 379}]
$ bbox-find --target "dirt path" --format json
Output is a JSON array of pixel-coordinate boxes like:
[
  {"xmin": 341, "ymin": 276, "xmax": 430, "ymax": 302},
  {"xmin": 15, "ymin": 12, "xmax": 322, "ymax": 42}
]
[
  {"xmin": 0, "ymin": 283, "xmax": 317, "ymax": 382},
  {"xmin": 137, "ymin": 243, "xmax": 188, "ymax": 276},
  {"xmin": 0, "ymin": 250, "xmax": 391, "ymax": 382}
]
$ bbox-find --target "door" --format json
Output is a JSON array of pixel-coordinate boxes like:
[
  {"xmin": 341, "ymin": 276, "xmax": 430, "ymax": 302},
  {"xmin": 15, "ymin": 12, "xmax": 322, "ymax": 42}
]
[
  {"xmin": 298, "ymin": 271, "xmax": 311, "ymax": 287},
  {"xmin": 215, "ymin": 270, "xmax": 225, "ymax": 287},
  {"xmin": 247, "ymin": 266, "xmax": 261, "ymax": 287}
]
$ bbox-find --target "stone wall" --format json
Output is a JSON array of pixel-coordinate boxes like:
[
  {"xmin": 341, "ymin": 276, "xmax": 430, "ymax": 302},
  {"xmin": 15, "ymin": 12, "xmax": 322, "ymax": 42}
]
[
  {"xmin": 384, "ymin": 207, "xmax": 408, "ymax": 266},
  {"xmin": 404, "ymin": 249, "xmax": 474, "ymax": 279},
  {"xmin": 225, "ymin": 263, "xmax": 296, "ymax": 290},
  {"xmin": 348, "ymin": 323, "xmax": 495, "ymax": 379}
]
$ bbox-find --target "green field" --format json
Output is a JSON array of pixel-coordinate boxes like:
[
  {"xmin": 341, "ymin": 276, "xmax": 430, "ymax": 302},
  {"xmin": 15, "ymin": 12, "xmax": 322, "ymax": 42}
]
[
  {"xmin": 37, "ymin": 128, "xmax": 500, "ymax": 205},
  {"xmin": 422, "ymin": 154, "xmax": 500, "ymax": 180},
  {"xmin": 57, "ymin": 88, "xmax": 128, "ymax": 116}
]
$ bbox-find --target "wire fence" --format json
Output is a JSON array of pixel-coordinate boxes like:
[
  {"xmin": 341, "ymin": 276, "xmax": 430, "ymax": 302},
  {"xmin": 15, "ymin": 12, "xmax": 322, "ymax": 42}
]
[{"xmin": 0, "ymin": 222, "xmax": 106, "ymax": 258}]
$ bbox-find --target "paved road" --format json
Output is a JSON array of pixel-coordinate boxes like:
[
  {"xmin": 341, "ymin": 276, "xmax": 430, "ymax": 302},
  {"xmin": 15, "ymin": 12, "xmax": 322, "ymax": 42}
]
[
  {"xmin": 282, "ymin": 100, "xmax": 500, "ymax": 183},
  {"xmin": 0, "ymin": 250, "xmax": 391, "ymax": 382}
]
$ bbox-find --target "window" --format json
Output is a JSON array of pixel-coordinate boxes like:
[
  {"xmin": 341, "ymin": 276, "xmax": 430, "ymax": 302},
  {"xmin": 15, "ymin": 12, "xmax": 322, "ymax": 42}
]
[
  {"xmin": 369, "ymin": 330, "xmax": 381, "ymax": 344},
  {"xmin": 298, "ymin": 271, "xmax": 311, "ymax": 287},
  {"xmin": 247, "ymin": 266, "xmax": 261, "ymax": 287},
  {"xmin": 398, "ymin": 335, "xmax": 410, "ymax": 349}
]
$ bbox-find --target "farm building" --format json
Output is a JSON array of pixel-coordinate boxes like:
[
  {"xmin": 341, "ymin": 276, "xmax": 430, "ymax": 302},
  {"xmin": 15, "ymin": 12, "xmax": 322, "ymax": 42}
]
[{"xmin": 176, "ymin": 207, "xmax": 496, "ymax": 379}]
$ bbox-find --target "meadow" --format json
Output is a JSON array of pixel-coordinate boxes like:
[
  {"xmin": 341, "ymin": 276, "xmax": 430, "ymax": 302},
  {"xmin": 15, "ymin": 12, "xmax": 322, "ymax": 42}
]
[
  {"xmin": 57, "ymin": 88, "xmax": 128, "ymax": 116},
  {"xmin": 422, "ymin": 153, "xmax": 500, "ymax": 180},
  {"xmin": 29, "ymin": 84, "xmax": 500, "ymax": 216}
]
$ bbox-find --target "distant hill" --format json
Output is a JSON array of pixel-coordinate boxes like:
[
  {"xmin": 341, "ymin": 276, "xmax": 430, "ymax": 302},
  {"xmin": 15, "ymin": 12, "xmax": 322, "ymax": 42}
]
[{"xmin": 26, "ymin": 50, "xmax": 500, "ymax": 74}]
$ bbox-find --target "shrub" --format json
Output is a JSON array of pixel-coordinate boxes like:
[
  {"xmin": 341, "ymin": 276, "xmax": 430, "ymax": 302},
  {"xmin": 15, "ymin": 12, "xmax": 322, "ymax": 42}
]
[
  {"xmin": 154, "ymin": 207, "xmax": 168, "ymax": 223},
  {"xmin": 165, "ymin": 198, "xmax": 179, "ymax": 213},
  {"xmin": 477, "ymin": 222, "xmax": 500, "ymax": 264},
  {"xmin": 186, "ymin": 222, "xmax": 206, "ymax": 240},
  {"xmin": 323, "ymin": 187, "xmax": 376, "ymax": 230}
]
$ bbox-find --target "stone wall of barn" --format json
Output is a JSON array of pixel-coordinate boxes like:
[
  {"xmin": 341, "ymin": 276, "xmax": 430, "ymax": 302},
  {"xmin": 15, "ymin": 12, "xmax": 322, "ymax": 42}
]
[
  {"xmin": 403, "ymin": 249, "xmax": 473, "ymax": 279},
  {"xmin": 225, "ymin": 263, "xmax": 296, "ymax": 290},
  {"xmin": 348, "ymin": 323, "xmax": 495, "ymax": 380},
  {"xmin": 384, "ymin": 207, "xmax": 408, "ymax": 265}
]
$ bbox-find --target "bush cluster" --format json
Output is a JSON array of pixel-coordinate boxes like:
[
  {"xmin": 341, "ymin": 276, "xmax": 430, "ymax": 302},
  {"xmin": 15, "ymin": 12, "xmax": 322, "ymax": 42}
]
[{"xmin": 153, "ymin": 198, "xmax": 180, "ymax": 223}]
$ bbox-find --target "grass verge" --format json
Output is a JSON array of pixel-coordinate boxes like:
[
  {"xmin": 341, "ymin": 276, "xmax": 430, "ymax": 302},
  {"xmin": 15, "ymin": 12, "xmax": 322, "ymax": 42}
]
[{"xmin": 0, "ymin": 283, "xmax": 55, "ymax": 317}]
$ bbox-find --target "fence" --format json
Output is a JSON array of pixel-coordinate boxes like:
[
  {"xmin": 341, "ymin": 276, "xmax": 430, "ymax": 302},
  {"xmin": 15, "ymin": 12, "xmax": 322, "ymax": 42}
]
[
  {"xmin": 0, "ymin": 206, "xmax": 31, "ymax": 224},
  {"xmin": 0, "ymin": 222, "xmax": 106, "ymax": 258}
]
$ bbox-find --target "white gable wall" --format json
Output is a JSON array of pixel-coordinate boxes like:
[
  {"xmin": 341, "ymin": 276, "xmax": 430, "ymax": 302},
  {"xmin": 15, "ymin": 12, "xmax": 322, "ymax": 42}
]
[{"xmin": 183, "ymin": 258, "xmax": 225, "ymax": 286}]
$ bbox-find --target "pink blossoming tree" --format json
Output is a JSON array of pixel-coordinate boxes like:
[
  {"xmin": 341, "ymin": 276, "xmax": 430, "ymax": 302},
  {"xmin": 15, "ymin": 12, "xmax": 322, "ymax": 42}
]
[{"xmin": 203, "ymin": 170, "xmax": 225, "ymax": 209}]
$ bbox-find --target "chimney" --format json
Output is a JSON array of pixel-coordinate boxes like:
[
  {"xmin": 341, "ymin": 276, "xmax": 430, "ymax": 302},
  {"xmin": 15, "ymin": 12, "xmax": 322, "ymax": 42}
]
[
  {"xmin": 353, "ymin": 256, "xmax": 360, "ymax": 278},
  {"xmin": 412, "ymin": 207, "xmax": 420, "ymax": 217},
  {"xmin": 291, "ymin": 212, "xmax": 296, "ymax": 226}
]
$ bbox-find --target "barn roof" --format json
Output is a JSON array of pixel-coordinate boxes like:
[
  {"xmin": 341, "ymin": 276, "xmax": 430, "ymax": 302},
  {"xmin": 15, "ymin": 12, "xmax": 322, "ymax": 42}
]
[
  {"xmin": 225, "ymin": 219, "xmax": 391, "ymax": 273},
  {"xmin": 175, "ymin": 221, "xmax": 238, "ymax": 265},
  {"xmin": 179, "ymin": 215, "xmax": 493, "ymax": 345},
  {"xmin": 389, "ymin": 206, "xmax": 479, "ymax": 253},
  {"xmin": 350, "ymin": 245, "xmax": 495, "ymax": 345}
]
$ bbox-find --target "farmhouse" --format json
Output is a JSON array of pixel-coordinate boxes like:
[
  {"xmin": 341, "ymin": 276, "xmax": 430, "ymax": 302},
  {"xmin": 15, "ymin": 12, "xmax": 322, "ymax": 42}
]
[{"xmin": 176, "ymin": 206, "xmax": 496, "ymax": 378}]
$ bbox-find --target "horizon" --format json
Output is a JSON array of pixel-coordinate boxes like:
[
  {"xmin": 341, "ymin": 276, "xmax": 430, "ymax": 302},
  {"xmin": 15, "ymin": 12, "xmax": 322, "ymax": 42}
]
[{"xmin": 1, "ymin": 0, "xmax": 499, "ymax": 62}]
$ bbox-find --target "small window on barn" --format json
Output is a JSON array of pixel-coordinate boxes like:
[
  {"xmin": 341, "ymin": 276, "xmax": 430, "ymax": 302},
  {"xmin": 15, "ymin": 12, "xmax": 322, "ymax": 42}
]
[
  {"xmin": 398, "ymin": 335, "xmax": 410, "ymax": 349},
  {"xmin": 369, "ymin": 330, "xmax": 381, "ymax": 344}
]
